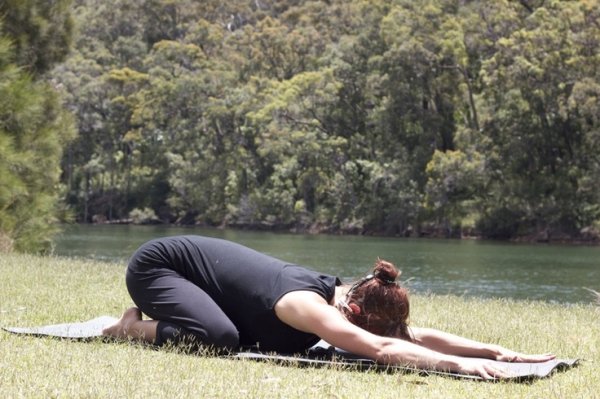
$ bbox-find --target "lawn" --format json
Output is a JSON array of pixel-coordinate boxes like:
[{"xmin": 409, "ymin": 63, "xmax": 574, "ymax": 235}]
[{"xmin": 1, "ymin": 253, "xmax": 598, "ymax": 398}]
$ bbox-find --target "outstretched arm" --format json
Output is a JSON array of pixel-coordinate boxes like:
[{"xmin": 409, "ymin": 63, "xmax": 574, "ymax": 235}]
[
  {"xmin": 275, "ymin": 291, "xmax": 527, "ymax": 379},
  {"xmin": 409, "ymin": 327, "xmax": 555, "ymax": 362}
]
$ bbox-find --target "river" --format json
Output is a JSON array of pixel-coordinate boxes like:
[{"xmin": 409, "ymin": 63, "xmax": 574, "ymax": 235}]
[{"xmin": 52, "ymin": 224, "xmax": 600, "ymax": 305}]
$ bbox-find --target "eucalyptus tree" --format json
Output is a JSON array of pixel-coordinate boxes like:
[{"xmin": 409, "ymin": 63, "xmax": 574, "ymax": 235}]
[
  {"xmin": 244, "ymin": 69, "xmax": 345, "ymax": 227},
  {"xmin": 49, "ymin": 0, "xmax": 600, "ymax": 240},
  {"xmin": 478, "ymin": 1, "xmax": 600, "ymax": 237}
]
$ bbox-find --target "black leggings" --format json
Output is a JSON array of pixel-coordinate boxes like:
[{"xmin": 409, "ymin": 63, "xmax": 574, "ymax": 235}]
[{"xmin": 125, "ymin": 263, "xmax": 240, "ymax": 350}]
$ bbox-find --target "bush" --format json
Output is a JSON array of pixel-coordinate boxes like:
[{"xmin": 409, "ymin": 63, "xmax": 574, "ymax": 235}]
[{"xmin": 129, "ymin": 207, "xmax": 160, "ymax": 224}]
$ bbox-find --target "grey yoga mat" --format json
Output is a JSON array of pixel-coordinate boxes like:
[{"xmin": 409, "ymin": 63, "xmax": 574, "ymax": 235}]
[
  {"xmin": 4, "ymin": 316, "xmax": 118, "ymax": 339},
  {"xmin": 3, "ymin": 316, "xmax": 579, "ymax": 381}
]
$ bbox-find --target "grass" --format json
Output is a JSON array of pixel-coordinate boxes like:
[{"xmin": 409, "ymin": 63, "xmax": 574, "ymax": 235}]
[{"xmin": 1, "ymin": 253, "xmax": 598, "ymax": 398}]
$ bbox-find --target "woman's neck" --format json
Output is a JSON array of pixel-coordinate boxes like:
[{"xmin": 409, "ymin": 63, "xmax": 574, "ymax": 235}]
[{"xmin": 332, "ymin": 285, "xmax": 350, "ymax": 304}]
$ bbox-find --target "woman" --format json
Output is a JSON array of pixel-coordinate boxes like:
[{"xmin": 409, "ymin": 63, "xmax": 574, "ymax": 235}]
[{"xmin": 103, "ymin": 235, "xmax": 554, "ymax": 379}]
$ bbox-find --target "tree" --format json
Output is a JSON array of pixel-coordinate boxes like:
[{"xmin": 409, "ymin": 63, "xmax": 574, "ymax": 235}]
[
  {"xmin": 0, "ymin": 0, "xmax": 74, "ymax": 76},
  {"xmin": 46, "ymin": 0, "xmax": 600, "ymax": 240},
  {"xmin": 0, "ymin": 22, "xmax": 76, "ymax": 252},
  {"xmin": 425, "ymin": 149, "xmax": 486, "ymax": 237},
  {"xmin": 478, "ymin": 1, "xmax": 600, "ymax": 237}
]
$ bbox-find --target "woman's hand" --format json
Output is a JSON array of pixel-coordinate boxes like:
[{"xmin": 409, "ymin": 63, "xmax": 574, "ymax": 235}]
[
  {"xmin": 493, "ymin": 346, "xmax": 556, "ymax": 363},
  {"xmin": 455, "ymin": 348, "xmax": 556, "ymax": 379},
  {"xmin": 455, "ymin": 358, "xmax": 516, "ymax": 380}
]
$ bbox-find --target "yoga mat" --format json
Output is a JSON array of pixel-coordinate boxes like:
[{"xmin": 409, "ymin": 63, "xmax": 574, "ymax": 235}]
[
  {"xmin": 236, "ymin": 341, "xmax": 579, "ymax": 380},
  {"xmin": 2, "ymin": 317, "xmax": 579, "ymax": 381},
  {"xmin": 3, "ymin": 316, "xmax": 118, "ymax": 339}
]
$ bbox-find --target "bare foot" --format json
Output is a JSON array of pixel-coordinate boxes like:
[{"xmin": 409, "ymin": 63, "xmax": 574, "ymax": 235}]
[{"xmin": 102, "ymin": 307, "xmax": 142, "ymax": 339}]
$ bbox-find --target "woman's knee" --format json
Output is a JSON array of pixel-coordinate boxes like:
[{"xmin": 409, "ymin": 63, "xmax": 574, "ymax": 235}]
[
  {"xmin": 157, "ymin": 321, "xmax": 239, "ymax": 350},
  {"xmin": 209, "ymin": 324, "xmax": 240, "ymax": 349},
  {"xmin": 201, "ymin": 316, "xmax": 240, "ymax": 349}
]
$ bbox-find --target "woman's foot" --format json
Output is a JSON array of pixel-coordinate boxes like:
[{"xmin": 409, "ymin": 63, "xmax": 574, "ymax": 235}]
[{"xmin": 102, "ymin": 307, "xmax": 143, "ymax": 339}]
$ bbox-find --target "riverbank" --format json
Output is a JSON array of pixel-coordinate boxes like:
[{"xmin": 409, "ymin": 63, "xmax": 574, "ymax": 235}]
[
  {"xmin": 91, "ymin": 217, "xmax": 600, "ymax": 246},
  {"xmin": 1, "ymin": 253, "xmax": 598, "ymax": 398}
]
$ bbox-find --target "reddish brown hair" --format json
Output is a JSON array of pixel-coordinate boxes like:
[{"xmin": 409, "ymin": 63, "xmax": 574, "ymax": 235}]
[{"xmin": 341, "ymin": 259, "xmax": 411, "ymax": 340}]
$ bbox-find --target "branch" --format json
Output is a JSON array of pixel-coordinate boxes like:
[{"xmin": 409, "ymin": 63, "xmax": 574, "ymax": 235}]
[{"xmin": 518, "ymin": 0, "xmax": 534, "ymax": 13}]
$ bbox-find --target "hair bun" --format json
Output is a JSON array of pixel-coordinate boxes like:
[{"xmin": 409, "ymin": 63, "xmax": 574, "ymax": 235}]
[{"xmin": 373, "ymin": 258, "xmax": 399, "ymax": 284}]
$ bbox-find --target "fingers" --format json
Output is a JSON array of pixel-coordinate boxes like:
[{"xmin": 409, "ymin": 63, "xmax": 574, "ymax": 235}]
[
  {"xmin": 465, "ymin": 360, "xmax": 515, "ymax": 380},
  {"xmin": 511, "ymin": 353, "xmax": 556, "ymax": 363},
  {"xmin": 471, "ymin": 352, "xmax": 556, "ymax": 380},
  {"xmin": 473, "ymin": 366, "xmax": 496, "ymax": 380},
  {"xmin": 479, "ymin": 363, "xmax": 515, "ymax": 380},
  {"xmin": 477, "ymin": 368, "xmax": 494, "ymax": 380},
  {"xmin": 498, "ymin": 351, "xmax": 556, "ymax": 363},
  {"xmin": 525, "ymin": 353, "xmax": 556, "ymax": 363}
]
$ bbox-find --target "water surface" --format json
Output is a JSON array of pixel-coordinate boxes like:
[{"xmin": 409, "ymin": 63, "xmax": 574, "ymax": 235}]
[{"xmin": 53, "ymin": 224, "xmax": 600, "ymax": 304}]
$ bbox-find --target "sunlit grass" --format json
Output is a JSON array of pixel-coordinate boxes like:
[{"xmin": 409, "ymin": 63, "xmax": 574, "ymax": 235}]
[{"xmin": 1, "ymin": 253, "xmax": 598, "ymax": 398}]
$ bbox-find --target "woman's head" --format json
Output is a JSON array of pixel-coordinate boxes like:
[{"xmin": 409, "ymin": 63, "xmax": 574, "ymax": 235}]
[{"xmin": 338, "ymin": 259, "xmax": 410, "ymax": 340}]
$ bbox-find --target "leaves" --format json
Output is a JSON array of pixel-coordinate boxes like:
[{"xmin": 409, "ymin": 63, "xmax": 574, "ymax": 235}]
[
  {"xmin": 28, "ymin": 0, "xmax": 599, "ymax": 240},
  {"xmin": 0, "ymin": 16, "xmax": 76, "ymax": 251}
]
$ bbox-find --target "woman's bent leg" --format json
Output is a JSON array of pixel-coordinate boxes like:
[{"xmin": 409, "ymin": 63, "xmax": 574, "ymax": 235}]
[
  {"xmin": 125, "ymin": 266, "xmax": 240, "ymax": 350},
  {"xmin": 102, "ymin": 307, "xmax": 158, "ymax": 343}
]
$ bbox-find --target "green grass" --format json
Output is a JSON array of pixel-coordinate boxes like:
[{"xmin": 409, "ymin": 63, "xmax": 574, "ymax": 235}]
[{"xmin": 1, "ymin": 253, "xmax": 598, "ymax": 398}]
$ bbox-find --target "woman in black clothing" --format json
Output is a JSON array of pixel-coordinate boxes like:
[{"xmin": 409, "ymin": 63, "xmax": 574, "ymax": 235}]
[{"xmin": 103, "ymin": 235, "xmax": 554, "ymax": 379}]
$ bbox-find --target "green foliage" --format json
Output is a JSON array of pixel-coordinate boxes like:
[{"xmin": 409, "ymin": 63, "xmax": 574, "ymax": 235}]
[
  {"xmin": 477, "ymin": 1, "xmax": 600, "ymax": 236},
  {"xmin": 0, "ymin": 11, "xmax": 77, "ymax": 252},
  {"xmin": 128, "ymin": 207, "xmax": 159, "ymax": 224},
  {"xmin": 47, "ymin": 0, "xmax": 600, "ymax": 241},
  {"xmin": 0, "ymin": 0, "xmax": 74, "ymax": 76},
  {"xmin": 425, "ymin": 150, "xmax": 486, "ymax": 235}
]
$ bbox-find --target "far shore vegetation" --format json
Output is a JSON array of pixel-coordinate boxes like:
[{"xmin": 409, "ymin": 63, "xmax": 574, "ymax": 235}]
[
  {"xmin": 2, "ymin": 1, "xmax": 600, "ymax": 253},
  {"xmin": 1, "ymin": 253, "xmax": 599, "ymax": 398}
]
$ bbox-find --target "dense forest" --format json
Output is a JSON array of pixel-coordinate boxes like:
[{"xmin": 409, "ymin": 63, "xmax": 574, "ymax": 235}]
[{"xmin": 1, "ymin": 0, "xmax": 599, "ymax": 252}]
